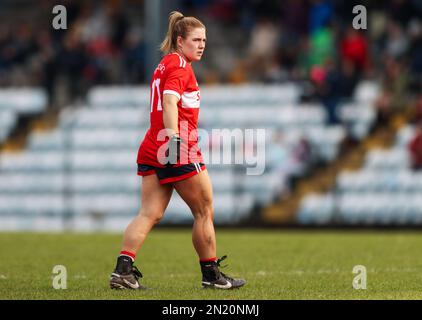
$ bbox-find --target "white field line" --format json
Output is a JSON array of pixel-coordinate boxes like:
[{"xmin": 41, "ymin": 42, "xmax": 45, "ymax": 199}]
[{"xmin": 149, "ymin": 267, "xmax": 421, "ymax": 279}]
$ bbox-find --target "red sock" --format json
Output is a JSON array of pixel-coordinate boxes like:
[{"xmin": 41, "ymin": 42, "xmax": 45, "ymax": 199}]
[
  {"xmin": 200, "ymin": 257, "xmax": 217, "ymax": 263},
  {"xmin": 120, "ymin": 250, "xmax": 136, "ymax": 262}
]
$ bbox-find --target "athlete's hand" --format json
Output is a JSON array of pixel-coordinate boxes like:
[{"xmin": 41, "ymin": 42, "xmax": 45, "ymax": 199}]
[{"xmin": 165, "ymin": 135, "xmax": 182, "ymax": 167}]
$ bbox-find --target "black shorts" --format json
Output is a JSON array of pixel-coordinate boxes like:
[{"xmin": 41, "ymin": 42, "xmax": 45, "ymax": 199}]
[{"xmin": 137, "ymin": 163, "xmax": 206, "ymax": 185}]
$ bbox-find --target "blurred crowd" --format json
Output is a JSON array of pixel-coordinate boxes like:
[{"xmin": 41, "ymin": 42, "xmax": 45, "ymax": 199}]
[
  {"xmin": 0, "ymin": 0, "xmax": 421, "ymax": 110},
  {"xmin": 0, "ymin": 0, "xmax": 145, "ymax": 106}
]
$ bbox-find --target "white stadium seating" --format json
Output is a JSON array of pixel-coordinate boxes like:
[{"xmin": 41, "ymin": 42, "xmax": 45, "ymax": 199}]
[
  {"xmin": 0, "ymin": 83, "xmax": 382, "ymax": 230},
  {"xmin": 298, "ymin": 124, "xmax": 422, "ymax": 225},
  {"xmin": 0, "ymin": 88, "xmax": 47, "ymax": 143},
  {"xmin": 0, "ymin": 111, "xmax": 17, "ymax": 142}
]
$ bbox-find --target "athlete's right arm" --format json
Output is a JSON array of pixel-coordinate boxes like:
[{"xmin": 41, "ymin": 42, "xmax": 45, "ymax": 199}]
[{"xmin": 163, "ymin": 93, "xmax": 180, "ymax": 137}]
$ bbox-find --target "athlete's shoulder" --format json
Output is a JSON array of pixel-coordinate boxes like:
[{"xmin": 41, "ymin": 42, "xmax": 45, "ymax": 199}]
[{"xmin": 162, "ymin": 52, "xmax": 189, "ymax": 70}]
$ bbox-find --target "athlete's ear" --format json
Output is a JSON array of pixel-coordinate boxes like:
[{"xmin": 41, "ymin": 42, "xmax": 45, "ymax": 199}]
[{"xmin": 176, "ymin": 35, "xmax": 184, "ymax": 50}]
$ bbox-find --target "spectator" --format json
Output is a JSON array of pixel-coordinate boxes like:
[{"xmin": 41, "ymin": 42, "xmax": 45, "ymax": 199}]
[
  {"xmin": 246, "ymin": 17, "xmax": 279, "ymax": 81},
  {"xmin": 408, "ymin": 19, "xmax": 422, "ymax": 92},
  {"xmin": 374, "ymin": 85, "xmax": 394, "ymax": 126},
  {"xmin": 387, "ymin": 0, "xmax": 419, "ymax": 28},
  {"xmin": 413, "ymin": 96, "xmax": 422, "ymax": 124},
  {"xmin": 56, "ymin": 31, "xmax": 88, "ymax": 102},
  {"xmin": 0, "ymin": 0, "xmax": 419, "ymax": 112},
  {"xmin": 291, "ymin": 136, "xmax": 314, "ymax": 175},
  {"xmin": 374, "ymin": 56, "xmax": 409, "ymax": 125},
  {"xmin": 338, "ymin": 59, "xmax": 359, "ymax": 99},
  {"xmin": 122, "ymin": 28, "xmax": 146, "ymax": 83},
  {"xmin": 384, "ymin": 20, "xmax": 409, "ymax": 59},
  {"xmin": 267, "ymin": 130, "xmax": 303, "ymax": 195},
  {"xmin": 408, "ymin": 120, "xmax": 422, "ymax": 170},
  {"xmin": 340, "ymin": 27, "xmax": 369, "ymax": 73},
  {"xmin": 280, "ymin": 0, "xmax": 309, "ymax": 37},
  {"xmin": 307, "ymin": 24, "xmax": 335, "ymax": 69},
  {"xmin": 309, "ymin": 59, "xmax": 344, "ymax": 125},
  {"xmin": 309, "ymin": 0, "xmax": 333, "ymax": 33}
]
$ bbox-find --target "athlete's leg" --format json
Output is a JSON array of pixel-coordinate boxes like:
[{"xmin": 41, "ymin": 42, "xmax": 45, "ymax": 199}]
[
  {"xmin": 173, "ymin": 169, "xmax": 216, "ymax": 260},
  {"xmin": 173, "ymin": 169, "xmax": 245, "ymax": 289},
  {"xmin": 121, "ymin": 174, "xmax": 173, "ymax": 254},
  {"xmin": 110, "ymin": 174, "xmax": 173, "ymax": 289}
]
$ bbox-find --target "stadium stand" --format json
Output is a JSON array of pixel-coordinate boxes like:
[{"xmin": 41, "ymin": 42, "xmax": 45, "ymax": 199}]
[
  {"xmin": 297, "ymin": 123, "xmax": 422, "ymax": 225},
  {"xmin": 0, "ymin": 0, "xmax": 421, "ymax": 231},
  {"xmin": 0, "ymin": 88, "xmax": 47, "ymax": 143},
  {"xmin": 0, "ymin": 80, "xmax": 366, "ymax": 230},
  {"xmin": 0, "ymin": 80, "xmax": 379, "ymax": 231}
]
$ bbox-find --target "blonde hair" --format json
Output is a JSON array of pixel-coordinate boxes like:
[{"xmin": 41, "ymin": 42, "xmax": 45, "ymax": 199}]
[{"xmin": 160, "ymin": 11, "xmax": 205, "ymax": 54}]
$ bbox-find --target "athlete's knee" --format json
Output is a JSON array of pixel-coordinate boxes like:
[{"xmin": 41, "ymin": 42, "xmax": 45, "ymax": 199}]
[
  {"xmin": 151, "ymin": 214, "xmax": 163, "ymax": 225},
  {"xmin": 192, "ymin": 203, "xmax": 213, "ymax": 220},
  {"xmin": 139, "ymin": 208, "xmax": 164, "ymax": 225}
]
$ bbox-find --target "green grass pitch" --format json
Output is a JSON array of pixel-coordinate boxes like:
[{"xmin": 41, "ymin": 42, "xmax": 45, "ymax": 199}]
[{"xmin": 1, "ymin": 229, "xmax": 422, "ymax": 299}]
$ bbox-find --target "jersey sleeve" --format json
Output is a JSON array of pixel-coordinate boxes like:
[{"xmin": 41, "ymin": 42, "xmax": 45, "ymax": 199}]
[{"xmin": 163, "ymin": 66, "xmax": 191, "ymax": 100}]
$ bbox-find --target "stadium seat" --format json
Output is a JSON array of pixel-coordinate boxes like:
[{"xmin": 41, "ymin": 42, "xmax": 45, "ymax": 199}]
[
  {"xmin": 365, "ymin": 148, "xmax": 410, "ymax": 170},
  {"xmin": 70, "ymin": 129, "xmax": 143, "ymax": 150},
  {"xmin": 62, "ymin": 107, "xmax": 148, "ymax": 128},
  {"xmin": 70, "ymin": 151, "xmax": 136, "ymax": 171},
  {"xmin": 71, "ymin": 193, "xmax": 138, "ymax": 216},
  {"xmin": 0, "ymin": 88, "xmax": 47, "ymax": 114},
  {"xmin": 338, "ymin": 102, "xmax": 376, "ymax": 140},
  {"xmin": 88, "ymin": 86, "xmax": 150, "ymax": 107},
  {"xmin": 28, "ymin": 131, "xmax": 64, "ymax": 150},
  {"xmin": 297, "ymin": 194, "xmax": 335, "ymax": 225},
  {"xmin": 200, "ymin": 84, "xmax": 301, "ymax": 106},
  {"xmin": 0, "ymin": 88, "xmax": 47, "ymax": 144},
  {"xmin": 354, "ymin": 81, "xmax": 380, "ymax": 104},
  {"xmin": 0, "ymin": 173, "xmax": 64, "ymax": 193},
  {"xmin": 0, "ymin": 111, "xmax": 17, "ymax": 142},
  {"xmin": 395, "ymin": 125, "xmax": 415, "ymax": 148},
  {"xmin": 0, "ymin": 216, "xmax": 64, "ymax": 232},
  {"xmin": 0, "ymin": 194, "xmax": 64, "ymax": 215},
  {"xmin": 0, "ymin": 151, "xmax": 64, "ymax": 172},
  {"xmin": 70, "ymin": 172, "xmax": 139, "ymax": 193}
]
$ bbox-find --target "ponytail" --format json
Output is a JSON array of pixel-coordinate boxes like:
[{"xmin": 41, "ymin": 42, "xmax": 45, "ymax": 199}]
[{"xmin": 160, "ymin": 11, "xmax": 205, "ymax": 54}]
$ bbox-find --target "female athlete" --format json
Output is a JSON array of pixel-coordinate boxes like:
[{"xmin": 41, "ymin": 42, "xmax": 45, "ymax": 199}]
[{"xmin": 109, "ymin": 11, "xmax": 245, "ymax": 290}]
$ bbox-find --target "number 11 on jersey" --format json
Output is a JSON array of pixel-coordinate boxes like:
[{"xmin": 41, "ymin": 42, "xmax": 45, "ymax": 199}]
[{"xmin": 150, "ymin": 78, "xmax": 162, "ymax": 112}]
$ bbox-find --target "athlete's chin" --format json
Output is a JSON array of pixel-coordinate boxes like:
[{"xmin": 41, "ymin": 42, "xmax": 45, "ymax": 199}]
[{"xmin": 191, "ymin": 55, "xmax": 203, "ymax": 62}]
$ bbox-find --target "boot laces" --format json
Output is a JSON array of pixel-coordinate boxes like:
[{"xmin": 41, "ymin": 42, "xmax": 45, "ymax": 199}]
[
  {"xmin": 216, "ymin": 255, "xmax": 234, "ymax": 282},
  {"xmin": 216, "ymin": 255, "xmax": 228, "ymax": 268}
]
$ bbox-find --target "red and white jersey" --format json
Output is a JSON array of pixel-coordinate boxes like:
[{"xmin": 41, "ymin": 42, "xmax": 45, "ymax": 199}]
[{"xmin": 137, "ymin": 52, "xmax": 203, "ymax": 167}]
